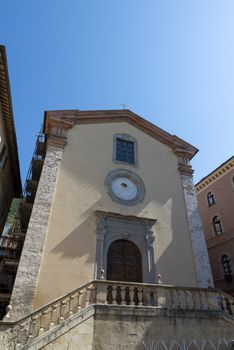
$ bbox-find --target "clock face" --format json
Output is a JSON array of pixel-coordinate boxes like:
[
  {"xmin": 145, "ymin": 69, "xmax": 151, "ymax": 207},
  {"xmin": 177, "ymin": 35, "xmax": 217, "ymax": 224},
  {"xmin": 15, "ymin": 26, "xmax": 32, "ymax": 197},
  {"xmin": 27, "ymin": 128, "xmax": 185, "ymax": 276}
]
[
  {"xmin": 111, "ymin": 177, "xmax": 138, "ymax": 201},
  {"xmin": 105, "ymin": 169, "xmax": 145, "ymax": 206}
]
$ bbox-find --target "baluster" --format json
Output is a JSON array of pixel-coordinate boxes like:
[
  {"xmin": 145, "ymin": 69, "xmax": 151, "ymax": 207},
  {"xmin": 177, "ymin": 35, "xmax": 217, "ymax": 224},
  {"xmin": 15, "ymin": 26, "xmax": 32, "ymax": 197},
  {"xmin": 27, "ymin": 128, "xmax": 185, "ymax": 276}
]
[
  {"xmin": 205, "ymin": 291, "xmax": 211, "ymax": 310},
  {"xmin": 44, "ymin": 308, "xmax": 51, "ymax": 332},
  {"xmin": 96, "ymin": 282, "xmax": 108, "ymax": 304},
  {"xmin": 220, "ymin": 293, "xmax": 226, "ymax": 311},
  {"xmin": 138, "ymin": 287, "xmax": 143, "ymax": 306},
  {"xmin": 49, "ymin": 304, "xmax": 58, "ymax": 329},
  {"xmin": 174, "ymin": 290, "xmax": 180, "ymax": 309},
  {"xmin": 38, "ymin": 312, "xmax": 45, "ymax": 335},
  {"xmin": 192, "ymin": 291, "xmax": 197, "ymax": 310},
  {"xmin": 59, "ymin": 300, "xmax": 67, "ymax": 323},
  {"xmin": 152, "ymin": 287, "xmax": 158, "ymax": 306},
  {"xmin": 129, "ymin": 286, "xmax": 135, "ymax": 306},
  {"xmin": 38, "ymin": 309, "xmax": 50, "ymax": 335},
  {"xmin": 181, "ymin": 290, "xmax": 187, "ymax": 310},
  {"xmin": 170, "ymin": 289, "xmax": 175, "ymax": 310},
  {"xmin": 86, "ymin": 286, "xmax": 92, "ymax": 307},
  {"xmin": 69, "ymin": 294, "xmax": 75, "ymax": 317},
  {"xmin": 79, "ymin": 289, "xmax": 87, "ymax": 310},
  {"xmin": 229, "ymin": 298, "xmax": 234, "ymax": 315},
  {"xmin": 2, "ymin": 304, "xmax": 12, "ymax": 321},
  {"xmin": 185, "ymin": 290, "xmax": 190, "ymax": 309},
  {"xmin": 16, "ymin": 323, "xmax": 26, "ymax": 347},
  {"xmin": 157, "ymin": 287, "xmax": 167, "ymax": 308},
  {"xmin": 120, "ymin": 285, "xmax": 126, "ymax": 305},
  {"xmin": 196, "ymin": 291, "xmax": 201, "ymax": 310},
  {"xmin": 224, "ymin": 295, "xmax": 229, "ymax": 313},
  {"xmin": 196, "ymin": 290, "xmax": 203, "ymax": 309},
  {"xmin": 199, "ymin": 291, "xmax": 206, "ymax": 310},
  {"xmin": 223, "ymin": 295, "xmax": 229, "ymax": 313},
  {"xmin": 143, "ymin": 287, "xmax": 150, "ymax": 306},
  {"xmin": 28, "ymin": 315, "xmax": 37, "ymax": 339},
  {"xmin": 208, "ymin": 291, "xmax": 220, "ymax": 311},
  {"xmin": 28, "ymin": 314, "xmax": 41, "ymax": 338},
  {"xmin": 177, "ymin": 289, "xmax": 182, "ymax": 309},
  {"xmin": 112, "ymin": 285, "xmax": 118, "ymax": 305},
  {"xmin": 151, "ymin": 287, "xmax": 155, "ymax": 306},
  {"xmin": 77, "ymin": 291, "xmax": 82, "ymax": 311},
  {"xmin": 22, "ymin": 321, "xmax": 31, "ymax": 345},
  {"xmin": 227, "ymin": 297, "xmax": 233, "ymax": 315},
  {"xmin": 90, "ymin": 284, "xmax": 96, "ymax": 304},
  {"xmin": 204, "ymin": 291, "xmax": 209, "ymax": 310}
]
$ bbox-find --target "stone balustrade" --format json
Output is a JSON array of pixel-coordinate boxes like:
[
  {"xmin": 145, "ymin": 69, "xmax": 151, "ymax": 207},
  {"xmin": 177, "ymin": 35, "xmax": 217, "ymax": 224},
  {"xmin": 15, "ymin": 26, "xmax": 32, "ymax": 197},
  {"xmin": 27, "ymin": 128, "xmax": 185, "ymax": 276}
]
[
  {"xmin": 4, "ymin": 281, "xmax": 96, "ymax": 348},
  {"xmin": 1, "ymin": 280, "xmax": 233, "ymax": 348},
  {"xmin": 219, "ymin": 290, "xmax": 234, "ymax": 317},
  {"xmin": 96, "ymin": 281, "xmax": 220, "ymax": 311}
]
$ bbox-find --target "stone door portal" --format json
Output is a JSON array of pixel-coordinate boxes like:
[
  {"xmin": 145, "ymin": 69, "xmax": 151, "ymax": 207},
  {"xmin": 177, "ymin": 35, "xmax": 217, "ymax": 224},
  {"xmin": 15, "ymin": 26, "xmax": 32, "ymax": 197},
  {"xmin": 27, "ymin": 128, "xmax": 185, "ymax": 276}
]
[{"xmin": 107, "ymin": 239, "xmax": 142, "ymax": 282}]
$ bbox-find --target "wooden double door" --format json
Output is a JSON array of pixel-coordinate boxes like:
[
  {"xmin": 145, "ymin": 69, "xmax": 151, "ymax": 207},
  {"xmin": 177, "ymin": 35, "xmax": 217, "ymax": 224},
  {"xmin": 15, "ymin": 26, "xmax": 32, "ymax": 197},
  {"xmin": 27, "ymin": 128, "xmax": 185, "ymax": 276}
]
[{"xmin": 107, "ymin": 239, "xmax": 142, "ymax": 283}]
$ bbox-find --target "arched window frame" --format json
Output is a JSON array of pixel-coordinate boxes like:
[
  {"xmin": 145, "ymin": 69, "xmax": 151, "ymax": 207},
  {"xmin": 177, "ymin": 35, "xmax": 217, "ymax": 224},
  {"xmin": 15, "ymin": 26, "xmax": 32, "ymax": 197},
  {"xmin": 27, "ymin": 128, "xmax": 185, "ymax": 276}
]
[
  {"xmin": 212, "ymin": 215, "xmax": 223, "ymax": 235},
  {"xmin": 207, "ymin": 191, "xmax": 215, "ymax": 207},
  {"xmin": 220, "ymin": 254, "xmax": 232, "ymax": 279}
]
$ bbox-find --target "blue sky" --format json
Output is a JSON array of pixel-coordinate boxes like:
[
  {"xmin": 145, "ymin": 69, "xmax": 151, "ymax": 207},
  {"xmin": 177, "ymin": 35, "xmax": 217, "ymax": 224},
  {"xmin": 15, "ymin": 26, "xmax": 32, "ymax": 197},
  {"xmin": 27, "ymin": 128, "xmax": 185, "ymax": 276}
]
[{"xmin": 1, "ymin": 1, "xmax": 234, "ymax": 183}]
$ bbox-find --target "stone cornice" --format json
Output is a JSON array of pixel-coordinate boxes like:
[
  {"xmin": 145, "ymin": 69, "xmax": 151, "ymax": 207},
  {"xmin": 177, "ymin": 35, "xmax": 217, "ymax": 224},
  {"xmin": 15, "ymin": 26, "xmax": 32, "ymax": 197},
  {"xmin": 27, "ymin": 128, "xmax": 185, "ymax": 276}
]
[
  {"xmin": 43, "ymin": 109, "xmax": 198, "ymax": 160},
  {"xmin": 178, "ymin": 164, "xmax": 194, "ymax": 175},
  {"xmin": 45, "ymin": 116, "xmax": 74, "ymax": 148},
  {"xmin": 95, "ymin": 210, "xmax": 157, "ymax": 226},
  {"xmin": 0, "ymin": 46, "xmax": 22, "ymax": 195},
  {"xmin": 195, "ymin": 156, "xmax": 234, "ymax": 193},
  {"xmin": 174, "ymin": 147, "xmax": 195, "ymax": 175}
]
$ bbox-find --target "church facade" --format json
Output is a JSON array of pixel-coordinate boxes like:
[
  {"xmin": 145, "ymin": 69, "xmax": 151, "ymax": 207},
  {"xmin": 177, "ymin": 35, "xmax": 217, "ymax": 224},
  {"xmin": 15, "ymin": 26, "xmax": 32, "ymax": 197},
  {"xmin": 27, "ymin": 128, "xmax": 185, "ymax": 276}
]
[{"xmin": 0, "ymin": 110, "xmax": 233, "ymax": 349}]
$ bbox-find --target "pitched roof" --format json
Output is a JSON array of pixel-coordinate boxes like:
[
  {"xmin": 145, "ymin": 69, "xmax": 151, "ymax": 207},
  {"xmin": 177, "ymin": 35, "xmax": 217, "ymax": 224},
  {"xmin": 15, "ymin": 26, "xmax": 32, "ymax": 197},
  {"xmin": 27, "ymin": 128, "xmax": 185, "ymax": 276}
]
[
  {"xmin": 0, "ymin": 45, "xmax": 21, "ymax": 195},
  {"xmin": 44, "ymin": 109, "xmax": 198, "ymax": 160}
]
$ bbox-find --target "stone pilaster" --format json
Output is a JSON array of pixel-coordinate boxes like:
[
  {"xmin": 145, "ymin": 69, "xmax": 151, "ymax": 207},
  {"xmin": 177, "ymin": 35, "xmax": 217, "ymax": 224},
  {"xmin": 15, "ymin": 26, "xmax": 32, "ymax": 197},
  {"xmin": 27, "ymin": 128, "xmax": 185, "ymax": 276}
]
[
  {"xmin": 94, "ymin": 216, "xmax": 106, "ymax": 280},
  {"xmin": 9, "ymin": 120, "xmax": 73, "ymax": 321},
  {"xmin": 145, "ymin": 223, "xmax": 157, "ymax": 283},
  {"xmin": 180, "ymin": 172, "xmax": 214, "ymax": 288}
]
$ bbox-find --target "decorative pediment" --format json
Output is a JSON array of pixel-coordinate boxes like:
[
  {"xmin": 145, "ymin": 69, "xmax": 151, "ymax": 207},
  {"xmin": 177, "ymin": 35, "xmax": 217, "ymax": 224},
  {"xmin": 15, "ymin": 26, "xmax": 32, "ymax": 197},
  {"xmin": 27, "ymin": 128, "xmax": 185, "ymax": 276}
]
[{"xmin": 44, "ymin": 109, "xmax": 198, "ymax": 160}]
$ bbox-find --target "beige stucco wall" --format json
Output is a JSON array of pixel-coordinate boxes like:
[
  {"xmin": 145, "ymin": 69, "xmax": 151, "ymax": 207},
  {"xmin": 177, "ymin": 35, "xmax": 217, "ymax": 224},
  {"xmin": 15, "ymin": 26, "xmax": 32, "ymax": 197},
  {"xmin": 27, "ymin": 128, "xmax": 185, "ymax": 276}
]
[{"xmin": 33, "ymin": 122, "xmax": 197, "ymax": 308}]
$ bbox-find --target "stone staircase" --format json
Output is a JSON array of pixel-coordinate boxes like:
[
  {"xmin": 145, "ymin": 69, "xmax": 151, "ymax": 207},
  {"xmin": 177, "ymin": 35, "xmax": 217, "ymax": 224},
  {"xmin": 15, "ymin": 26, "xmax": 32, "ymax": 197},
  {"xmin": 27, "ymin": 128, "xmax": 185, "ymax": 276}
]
[{"xmin": 0, "ymin": 280, "xmax": 233, "ymax": 349}]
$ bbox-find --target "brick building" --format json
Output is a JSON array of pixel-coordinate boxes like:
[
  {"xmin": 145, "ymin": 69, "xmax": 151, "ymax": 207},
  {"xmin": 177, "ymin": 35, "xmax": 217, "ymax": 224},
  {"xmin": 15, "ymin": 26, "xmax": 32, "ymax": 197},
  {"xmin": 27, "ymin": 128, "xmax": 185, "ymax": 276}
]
[
  {"xmin": 196, "ymin": 156, "xmax": 234, "ymax": 297},
  {"xmin": 0, "ymin": 46, "xmax": 21, "ymax": 235}
]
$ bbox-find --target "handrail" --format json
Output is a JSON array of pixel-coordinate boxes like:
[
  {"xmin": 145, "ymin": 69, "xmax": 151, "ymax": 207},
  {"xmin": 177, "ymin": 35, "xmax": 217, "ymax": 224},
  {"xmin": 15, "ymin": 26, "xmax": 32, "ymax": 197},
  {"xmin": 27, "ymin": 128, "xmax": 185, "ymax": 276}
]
[{"xmin": 3, "ymin": 280, "xmax": 94, "ymax": 325}]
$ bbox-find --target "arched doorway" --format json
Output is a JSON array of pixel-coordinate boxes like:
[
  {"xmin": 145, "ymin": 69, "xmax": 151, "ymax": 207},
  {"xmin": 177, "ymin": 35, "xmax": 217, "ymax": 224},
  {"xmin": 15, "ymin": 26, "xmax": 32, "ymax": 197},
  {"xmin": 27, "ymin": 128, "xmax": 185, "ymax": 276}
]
[{"xmin": 107, "ymin": 240, "xmax": 142, "ymax": 282}]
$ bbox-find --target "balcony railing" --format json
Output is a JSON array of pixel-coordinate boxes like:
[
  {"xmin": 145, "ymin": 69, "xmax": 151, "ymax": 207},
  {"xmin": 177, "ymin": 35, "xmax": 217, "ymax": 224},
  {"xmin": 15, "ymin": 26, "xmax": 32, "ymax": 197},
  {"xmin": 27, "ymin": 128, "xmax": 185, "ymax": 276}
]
[{"xmin": 1, "ymin": 280, "xmax": 233, "ymax": 348}]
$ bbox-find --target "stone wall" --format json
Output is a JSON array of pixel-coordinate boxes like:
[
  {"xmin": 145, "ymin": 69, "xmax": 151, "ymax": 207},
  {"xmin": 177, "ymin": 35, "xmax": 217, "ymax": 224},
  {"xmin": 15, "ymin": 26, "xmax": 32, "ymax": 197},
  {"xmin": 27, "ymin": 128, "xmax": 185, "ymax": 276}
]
[
  {"xmin": 9, "ymin": 145, "xmax": 63, "ymax": 320},
  {"xmin": 36, "ymin": 308, "xmax": 94, "ymax": 350},
  {"xmin": 0, "ymin": 304, "xmax": 233, "ymax": 349},
  {"xmin": 93, "ymin": 305, "xmax": 234, "ymax": 350},
  {"xmin": 181, "ymin": 174, "xmax": 214, "ymax": 288}
]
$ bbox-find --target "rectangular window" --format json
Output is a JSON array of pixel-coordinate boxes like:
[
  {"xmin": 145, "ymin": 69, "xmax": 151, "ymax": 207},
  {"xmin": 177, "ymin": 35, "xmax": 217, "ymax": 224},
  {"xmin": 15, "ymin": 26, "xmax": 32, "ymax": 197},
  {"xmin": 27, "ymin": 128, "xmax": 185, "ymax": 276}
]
[
  {"xmin": 0, "ymin": 144, "xmax": 6, "ymax": 162},
  {"xmin": 116, "ymin": 138, "xmax": 135, "ymax": 164},
  {"xmin": 0, "ymin": 144, "xmax": 7, "ymax": 172}
]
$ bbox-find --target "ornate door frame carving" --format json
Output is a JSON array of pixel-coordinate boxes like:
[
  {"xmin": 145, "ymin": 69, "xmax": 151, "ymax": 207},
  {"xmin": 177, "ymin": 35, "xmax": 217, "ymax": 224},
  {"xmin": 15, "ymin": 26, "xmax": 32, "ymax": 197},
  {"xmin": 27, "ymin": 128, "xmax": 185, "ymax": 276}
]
[{"xmin": 95, "ymin": 211, "xmax": 157, "ymax": 283}]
